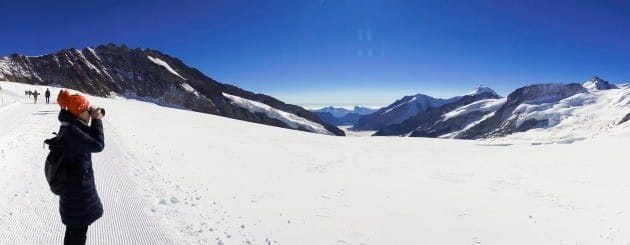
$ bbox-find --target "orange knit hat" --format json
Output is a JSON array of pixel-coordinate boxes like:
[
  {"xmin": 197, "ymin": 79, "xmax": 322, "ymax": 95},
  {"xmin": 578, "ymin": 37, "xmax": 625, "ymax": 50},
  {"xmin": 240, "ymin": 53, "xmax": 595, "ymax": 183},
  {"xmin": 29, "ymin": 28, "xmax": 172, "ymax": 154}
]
[{"xmin": 57, "ymin": 90, "xmax": 90, "ymax": 116}]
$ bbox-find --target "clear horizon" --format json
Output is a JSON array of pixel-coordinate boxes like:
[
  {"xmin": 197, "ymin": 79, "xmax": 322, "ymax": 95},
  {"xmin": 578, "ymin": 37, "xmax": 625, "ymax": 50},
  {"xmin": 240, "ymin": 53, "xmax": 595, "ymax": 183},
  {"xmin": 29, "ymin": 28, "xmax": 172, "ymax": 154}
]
[{"xmin": 2, "ymin": 0, "xmax": 630, "ymax": 108}]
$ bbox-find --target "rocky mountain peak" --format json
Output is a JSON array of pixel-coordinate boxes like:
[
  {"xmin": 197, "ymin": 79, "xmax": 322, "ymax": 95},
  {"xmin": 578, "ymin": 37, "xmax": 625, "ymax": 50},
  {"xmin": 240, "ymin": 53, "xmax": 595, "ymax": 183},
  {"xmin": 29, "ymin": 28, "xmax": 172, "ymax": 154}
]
[
  {"xmin": 466, "ymin": 86, "xmax": 498, "ymax": 97},
  {"xmin": 583, "ymin": 76, "xmax": 618, "ymax": 90}
]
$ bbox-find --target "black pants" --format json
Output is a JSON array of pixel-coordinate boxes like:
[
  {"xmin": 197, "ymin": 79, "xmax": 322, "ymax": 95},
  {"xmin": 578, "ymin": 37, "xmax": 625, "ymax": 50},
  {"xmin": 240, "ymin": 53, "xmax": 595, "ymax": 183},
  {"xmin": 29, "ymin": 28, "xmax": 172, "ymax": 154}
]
[
  {"xmin": 46, "ymin": 96, "xmax": 50, "ymax": 104},
  {"xmin": 64, "ymin": 225, "xmax": 88, "ymax": 245}
]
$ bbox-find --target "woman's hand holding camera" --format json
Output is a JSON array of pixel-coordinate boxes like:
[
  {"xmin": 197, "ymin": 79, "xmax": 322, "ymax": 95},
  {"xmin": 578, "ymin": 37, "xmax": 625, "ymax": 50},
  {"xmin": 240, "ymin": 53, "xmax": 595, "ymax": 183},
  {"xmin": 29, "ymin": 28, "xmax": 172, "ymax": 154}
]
[{"xmin": 89, "ymin": 107, "xmax": 105, "ymax": 120}]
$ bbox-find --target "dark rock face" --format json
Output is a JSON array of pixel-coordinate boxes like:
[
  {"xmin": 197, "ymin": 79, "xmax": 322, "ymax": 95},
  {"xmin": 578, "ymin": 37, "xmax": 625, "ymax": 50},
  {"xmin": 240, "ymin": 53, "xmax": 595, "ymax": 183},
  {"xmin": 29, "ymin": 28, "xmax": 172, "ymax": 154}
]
[
  {"xmin": 514, "ymin": 118, "xmax": 549, "ymax": 132},
  {"xmin": 456, "ymin": 83, "xmax": 586, "ymax": 139},
  {"xmin": 619, "ymin": 113, "xmax": 630, "ymax": 125},
  {"xmin": 314, "ymin": 112, "xmax": 343, "ymax": 126},
  {"xmin": 0, "ymin": 44, "xmax": 344, "ymax": 136},
  {"xmin": 338, "ymin": 113, "xmax": 363, "ymax": 126},
  {"xmin": 374, "ymin": 92, "xmax": 501, "ymax": 136}
]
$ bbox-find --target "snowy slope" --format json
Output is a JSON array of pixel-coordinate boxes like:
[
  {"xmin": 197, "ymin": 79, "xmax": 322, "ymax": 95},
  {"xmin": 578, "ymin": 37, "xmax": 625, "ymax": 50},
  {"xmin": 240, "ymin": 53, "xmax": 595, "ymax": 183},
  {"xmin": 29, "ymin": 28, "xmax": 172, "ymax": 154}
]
[
  {"xmin": 147, "ymin": 55, "xmax": 185, "ymax": 80},
  {"xmin": 222, "ymin": 92, "xmax": 333, "ymax": 135},
  {"xmin": 498, "ymin": 83, "xmax": 630, "ymax": 143},
  {"xmin": 430, "ymin": 80, "xmax": 630, "ymax": 142},
  {"xmin": 3, "ymin": 81, "xmax": 630, "ymax": 244},
  {"xmin": 441, "ymin": 98, "xmax": 506, "ymax": 121}
]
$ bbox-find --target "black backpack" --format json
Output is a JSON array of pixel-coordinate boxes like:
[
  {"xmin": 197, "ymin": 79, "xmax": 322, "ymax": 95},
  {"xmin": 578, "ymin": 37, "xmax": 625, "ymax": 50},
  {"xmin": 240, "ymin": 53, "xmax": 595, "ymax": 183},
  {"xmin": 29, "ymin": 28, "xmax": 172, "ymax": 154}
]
[{"xmin": 44, "ymin": 127, "xmax": 68, "ymax": 195}]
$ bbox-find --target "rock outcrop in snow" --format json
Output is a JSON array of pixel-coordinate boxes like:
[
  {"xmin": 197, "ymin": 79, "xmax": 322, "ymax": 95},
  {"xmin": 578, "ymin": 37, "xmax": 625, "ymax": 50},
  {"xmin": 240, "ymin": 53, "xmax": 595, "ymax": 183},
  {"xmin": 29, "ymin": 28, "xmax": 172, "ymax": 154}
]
[{"xmin": 0, "ymin": 44, "xmax": 344, "ymax": 136}]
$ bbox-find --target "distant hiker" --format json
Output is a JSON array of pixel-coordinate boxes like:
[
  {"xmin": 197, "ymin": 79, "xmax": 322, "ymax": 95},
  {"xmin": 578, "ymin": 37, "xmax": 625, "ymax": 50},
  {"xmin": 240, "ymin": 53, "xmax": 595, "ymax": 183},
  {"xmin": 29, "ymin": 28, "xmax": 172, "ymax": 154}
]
[
  {"xmin": 32, "ymin": 90, "xmax": 40, "ymax": 104},
  {"xmin": 55, "ymin": 90, "xmax": 105, "ymax": 245},
  {"xmin": 26, "ymin": 90, "xmax": 31, "ymax": 98},
  {"xmin": 45, "ymin": 88, "xmax": 51, "ymax": 104}
]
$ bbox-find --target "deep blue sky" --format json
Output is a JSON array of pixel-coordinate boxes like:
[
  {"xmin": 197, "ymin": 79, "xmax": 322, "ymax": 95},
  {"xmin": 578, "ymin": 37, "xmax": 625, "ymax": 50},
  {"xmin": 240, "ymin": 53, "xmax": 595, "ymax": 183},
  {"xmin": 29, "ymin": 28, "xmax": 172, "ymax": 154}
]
[{"xmin": 2, "ymin": 0, "xmax": 630, "ymax": 108}]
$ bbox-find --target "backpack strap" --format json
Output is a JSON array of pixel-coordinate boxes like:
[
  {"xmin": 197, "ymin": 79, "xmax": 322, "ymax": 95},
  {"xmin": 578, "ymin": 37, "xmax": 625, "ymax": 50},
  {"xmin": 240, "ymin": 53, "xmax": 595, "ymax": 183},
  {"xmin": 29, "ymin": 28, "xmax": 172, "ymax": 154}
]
[{"xmin": 43, "ymin": 124, "xmax": 70, "ymax": 149}]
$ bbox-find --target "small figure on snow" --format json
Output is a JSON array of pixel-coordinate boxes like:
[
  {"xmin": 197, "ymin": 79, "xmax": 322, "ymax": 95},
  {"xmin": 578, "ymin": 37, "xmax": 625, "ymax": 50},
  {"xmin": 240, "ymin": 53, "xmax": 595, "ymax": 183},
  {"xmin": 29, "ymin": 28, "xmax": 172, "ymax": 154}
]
[
  {"xmin": 45, "ymin": 88, "xmax": 51, "ymax": 104},
  {"xmin": 32, "ymin": 90, "xmax": 40, "ymax": 104}
]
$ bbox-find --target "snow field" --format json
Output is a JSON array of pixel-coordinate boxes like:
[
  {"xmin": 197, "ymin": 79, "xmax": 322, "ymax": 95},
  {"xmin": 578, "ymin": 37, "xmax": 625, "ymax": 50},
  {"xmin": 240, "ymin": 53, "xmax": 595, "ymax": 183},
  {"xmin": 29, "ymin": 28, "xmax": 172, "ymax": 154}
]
[{"xmin": 2, "ymin": 81, "xmax": 630, "ymax": 244}]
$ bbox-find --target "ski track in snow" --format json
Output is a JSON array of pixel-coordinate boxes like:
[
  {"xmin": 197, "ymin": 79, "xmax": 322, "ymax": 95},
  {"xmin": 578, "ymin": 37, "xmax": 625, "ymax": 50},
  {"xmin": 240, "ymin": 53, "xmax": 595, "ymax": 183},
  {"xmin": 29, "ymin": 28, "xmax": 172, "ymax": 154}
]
[{"xmin": 0, "ymin": 98, "xmax": 174, "ymax": 244}]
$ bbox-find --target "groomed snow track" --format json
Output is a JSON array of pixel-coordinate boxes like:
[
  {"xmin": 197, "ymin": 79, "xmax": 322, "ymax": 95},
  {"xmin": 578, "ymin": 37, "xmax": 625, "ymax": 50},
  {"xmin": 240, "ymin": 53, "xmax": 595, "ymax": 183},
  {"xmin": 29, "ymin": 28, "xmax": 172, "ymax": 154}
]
[{"xmin": 0, "ymin": 94, "xmax": 174, "ymax": 244}]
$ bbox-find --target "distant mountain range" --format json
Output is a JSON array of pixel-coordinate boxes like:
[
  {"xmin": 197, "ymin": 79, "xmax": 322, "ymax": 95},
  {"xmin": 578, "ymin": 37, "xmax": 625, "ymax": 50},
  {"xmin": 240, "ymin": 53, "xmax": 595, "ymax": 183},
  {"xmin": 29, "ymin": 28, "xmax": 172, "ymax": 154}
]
[
  {"xmin": 311, "ymin": 106, "xmax": 377, "ymax": 126},
  {"xmin": 350, "ymin": 86, "xmax": 500, "ymax": 131},
  {"xmin": 351, "ymin": 77, "xmax": 630, "ymax": 142},
  {"xmin": 0, "ymin": 44, "xmax": 345, "ymax": 136}
]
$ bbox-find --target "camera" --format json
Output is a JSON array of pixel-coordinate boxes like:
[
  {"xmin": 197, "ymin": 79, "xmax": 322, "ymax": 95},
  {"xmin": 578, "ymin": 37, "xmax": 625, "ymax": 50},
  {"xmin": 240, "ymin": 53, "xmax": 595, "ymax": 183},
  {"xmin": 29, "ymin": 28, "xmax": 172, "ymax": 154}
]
[{"xmin": 88, "ymin": 107, "xmax": 106, "ymax": 116}]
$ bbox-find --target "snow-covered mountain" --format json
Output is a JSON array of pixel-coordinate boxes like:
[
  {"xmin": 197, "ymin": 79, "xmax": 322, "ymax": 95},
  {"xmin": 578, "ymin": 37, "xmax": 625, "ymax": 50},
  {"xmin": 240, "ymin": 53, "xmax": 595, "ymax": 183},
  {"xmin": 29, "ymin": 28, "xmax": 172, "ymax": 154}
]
[
  {"xmin": 582, "ymin": 76, "xmax": 618, "ymax": 90},
  {"xmin": 468, "ymin": 80, "xmax": 630, "ymax": 142},
  {"xmin": 374, "ymin": 90, "xmax": 502, "ymax": 136},
  {"xmin": 465, "ymin": 85, "xmax": 499, "ymax": 96},
  {"xmin": 312, "ymin": 106, "xmax": 378, "ymax": 126},
  {"xmin": 351, "ymin": 94, "xmax": 459, "ymax": 131},
  {"xmin": 0, "ymin": 44, "xmax": 344, "ymax": 136},
  {"xmin": 369, "ymin": 78, "xmax": 630, "ymax": 143},
  {"xmin": 372, "ymin": 78, "xmax": 629, "ymax": 143},
  {"xmin": 455, "ymin": 83, "xmax": 590, "ymax": 139}
]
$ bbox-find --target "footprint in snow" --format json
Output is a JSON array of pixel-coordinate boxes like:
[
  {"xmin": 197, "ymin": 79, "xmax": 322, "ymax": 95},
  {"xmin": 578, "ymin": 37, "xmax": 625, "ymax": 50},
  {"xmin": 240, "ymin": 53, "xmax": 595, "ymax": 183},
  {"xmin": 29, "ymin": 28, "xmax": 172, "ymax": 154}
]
[{"xmin": 170, "ymin": 196, "xmax": 179, "ymax": 204}]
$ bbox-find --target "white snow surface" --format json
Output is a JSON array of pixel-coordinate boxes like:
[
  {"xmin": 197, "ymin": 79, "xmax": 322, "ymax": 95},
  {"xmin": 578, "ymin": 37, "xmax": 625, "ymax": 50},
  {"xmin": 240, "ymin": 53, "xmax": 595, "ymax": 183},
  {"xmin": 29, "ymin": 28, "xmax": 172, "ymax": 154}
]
[
  {"xmin": 222, "ymin": 92, "xmax": 333, "ymax": 135},
  {"xmin": 147, "ymin": 56, "xmax": 185, "ymax": 80},
  {"xmin": 3, "ymin": 81, "xmax": 630, "ymax": 244}
]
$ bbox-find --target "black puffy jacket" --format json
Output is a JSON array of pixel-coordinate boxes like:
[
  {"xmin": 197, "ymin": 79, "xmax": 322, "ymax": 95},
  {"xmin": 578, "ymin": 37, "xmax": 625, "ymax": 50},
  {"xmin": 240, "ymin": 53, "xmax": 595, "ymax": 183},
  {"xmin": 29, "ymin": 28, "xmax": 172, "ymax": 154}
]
[{"xmin": 57, "ymin": 109, "xmax": 105, "ymax": 226}]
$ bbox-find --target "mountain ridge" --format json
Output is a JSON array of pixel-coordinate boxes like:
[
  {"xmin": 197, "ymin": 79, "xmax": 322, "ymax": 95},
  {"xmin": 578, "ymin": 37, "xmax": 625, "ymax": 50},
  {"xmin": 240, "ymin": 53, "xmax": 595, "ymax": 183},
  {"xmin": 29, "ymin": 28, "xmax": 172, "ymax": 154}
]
[{"xmin": 0, "ymin": 44, "xmax": 345, "ymax": 136}]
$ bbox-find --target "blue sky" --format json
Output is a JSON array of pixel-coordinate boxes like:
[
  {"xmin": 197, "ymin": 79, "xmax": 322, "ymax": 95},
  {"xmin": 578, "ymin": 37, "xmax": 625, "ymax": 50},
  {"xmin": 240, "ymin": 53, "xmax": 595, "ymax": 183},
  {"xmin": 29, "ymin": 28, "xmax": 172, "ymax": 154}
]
[{"xmin": 2, "ymin": 0, "xmax": 630, "ymax": 108}]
